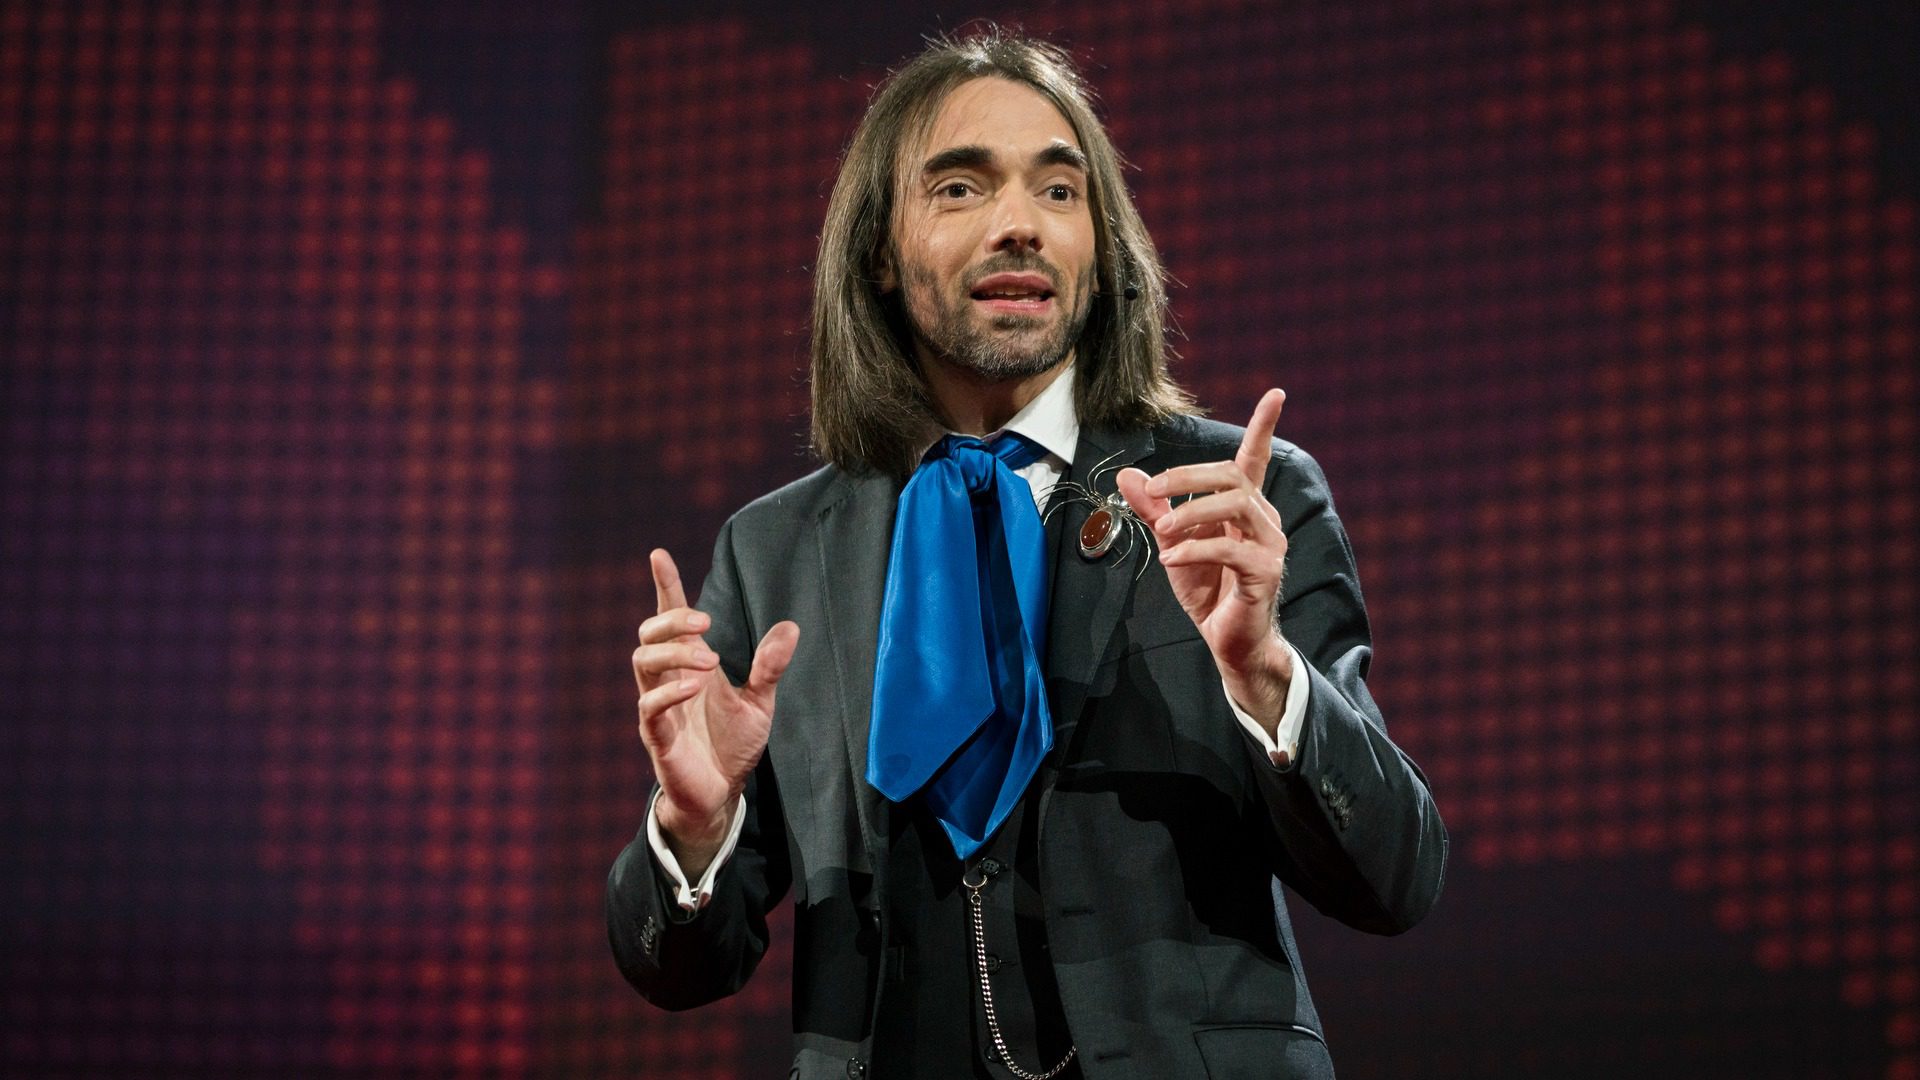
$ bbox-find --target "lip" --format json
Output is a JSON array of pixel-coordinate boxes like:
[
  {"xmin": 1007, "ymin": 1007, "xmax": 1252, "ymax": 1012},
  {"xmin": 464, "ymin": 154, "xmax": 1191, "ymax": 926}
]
[{"xmin": 969, "ymin": 272, "xmax": 1056, "ymax": 312}]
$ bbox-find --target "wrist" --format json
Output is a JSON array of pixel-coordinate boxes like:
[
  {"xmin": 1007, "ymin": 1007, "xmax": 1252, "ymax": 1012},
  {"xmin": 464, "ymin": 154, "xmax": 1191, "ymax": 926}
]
[
  {"xmin": 1220, "ymin": 634, "xmax": 1294, "ymax": 727},
  {"xmin": 655, "ymin": 791, "xmax": 733, "ymax": 853}
]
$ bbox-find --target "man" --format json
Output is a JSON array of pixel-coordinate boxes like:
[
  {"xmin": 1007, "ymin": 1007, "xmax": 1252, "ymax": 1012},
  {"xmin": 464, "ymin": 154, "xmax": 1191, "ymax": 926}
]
[{"xmin": 609, "ymin": 30, "xmax": 1446, "ymax": 1080}]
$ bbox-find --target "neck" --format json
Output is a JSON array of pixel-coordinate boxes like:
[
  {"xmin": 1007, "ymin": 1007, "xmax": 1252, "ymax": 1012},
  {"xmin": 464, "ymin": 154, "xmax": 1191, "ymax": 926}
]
[{"xmin": 923, "ymin": 355, "xmax": 1072, "ymax": 436}]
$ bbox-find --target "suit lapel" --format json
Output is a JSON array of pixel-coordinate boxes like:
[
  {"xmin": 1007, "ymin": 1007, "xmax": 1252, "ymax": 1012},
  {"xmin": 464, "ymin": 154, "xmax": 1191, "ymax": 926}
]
[
  {"xmin": 815, "ymin": 469, "xmax": 901, "ymax": 862},
  {"xmin": 1043, "ymin": 424, "xmax": 1156, "ymax": 740}
]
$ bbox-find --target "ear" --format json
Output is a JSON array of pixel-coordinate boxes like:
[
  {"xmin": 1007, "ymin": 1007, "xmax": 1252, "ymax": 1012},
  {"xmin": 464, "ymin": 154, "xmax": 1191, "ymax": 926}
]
[{"xmin": 874, "ymin": 248, "xmax": 898, "ymax": 293}]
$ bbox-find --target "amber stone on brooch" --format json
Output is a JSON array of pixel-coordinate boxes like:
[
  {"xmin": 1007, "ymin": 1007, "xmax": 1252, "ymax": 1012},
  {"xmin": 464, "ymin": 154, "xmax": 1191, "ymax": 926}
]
[{"xmin": 1079, "ymin": 506, "xmax": 1118, "ymax": 559}]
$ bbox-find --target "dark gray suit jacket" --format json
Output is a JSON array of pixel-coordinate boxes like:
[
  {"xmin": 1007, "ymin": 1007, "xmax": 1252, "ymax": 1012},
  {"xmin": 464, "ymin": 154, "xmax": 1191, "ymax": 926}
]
[{"xmin": 608, "ymin": 416, "xmax": 1448, "ymax": 1079}]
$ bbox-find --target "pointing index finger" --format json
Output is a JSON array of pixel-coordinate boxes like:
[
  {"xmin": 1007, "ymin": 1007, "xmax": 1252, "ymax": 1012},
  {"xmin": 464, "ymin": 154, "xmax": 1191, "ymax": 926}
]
[
  {"xmin": 651, "ymin": 548, "xmax": 689, "ymax": 615},
  {"xmin": 1235, "ymin": 389, "xmax": 1287, "ymax": 489}
]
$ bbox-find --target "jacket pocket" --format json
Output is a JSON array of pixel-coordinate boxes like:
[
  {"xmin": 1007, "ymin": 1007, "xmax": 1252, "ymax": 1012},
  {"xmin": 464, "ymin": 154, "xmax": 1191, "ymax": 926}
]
[{"xmin": 1192, "ymin": 1022, "xmax": 1333, "ymax": 1080}]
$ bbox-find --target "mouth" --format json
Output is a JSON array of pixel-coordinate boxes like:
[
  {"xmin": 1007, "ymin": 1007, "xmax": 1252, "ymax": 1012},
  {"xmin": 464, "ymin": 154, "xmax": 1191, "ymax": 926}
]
[{"xmin": 969, "ymin": 272, "xmax": 1056, "ymax": 315}]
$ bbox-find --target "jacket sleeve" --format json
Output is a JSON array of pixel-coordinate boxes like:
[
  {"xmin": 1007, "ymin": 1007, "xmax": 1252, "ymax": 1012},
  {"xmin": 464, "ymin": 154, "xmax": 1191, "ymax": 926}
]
[
  {"xmin": 1244, "ymin": 445, "xmax": 1448, "ymax": 935},
  {"xmin": 606, "ymin": 515, "xmax": 794, "ymax": 1009}
]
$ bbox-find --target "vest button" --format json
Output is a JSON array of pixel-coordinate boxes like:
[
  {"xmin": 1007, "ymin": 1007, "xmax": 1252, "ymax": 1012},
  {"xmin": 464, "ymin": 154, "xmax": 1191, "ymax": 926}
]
[
  {"xmin": 983, "ymin": 953, "xmax": 1002, "ymax": 973},
  {"xmin": 979, "ymin": 857, "xmax": 1004, "ymax": 878},
  {"xmin": 845, "ymin": 1058, "xmax": 867, "ymax": 1079}
]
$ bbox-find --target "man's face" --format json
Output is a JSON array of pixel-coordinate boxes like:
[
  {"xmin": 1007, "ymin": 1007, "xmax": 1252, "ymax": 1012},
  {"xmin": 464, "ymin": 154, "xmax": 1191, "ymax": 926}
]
[{"xmin": 886, "ymin": 77, "xmax": 1098, "ymax": 381}]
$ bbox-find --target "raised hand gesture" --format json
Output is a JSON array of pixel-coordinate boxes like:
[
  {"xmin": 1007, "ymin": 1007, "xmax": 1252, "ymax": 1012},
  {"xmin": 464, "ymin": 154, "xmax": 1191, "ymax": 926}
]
[
  {"xmin": 632, "ymin": 548, "xmax": 798, "ymax": 876},
  {"xmin": 1115, "ymin": 389, "xmax": 1297, "ymax": 729}
]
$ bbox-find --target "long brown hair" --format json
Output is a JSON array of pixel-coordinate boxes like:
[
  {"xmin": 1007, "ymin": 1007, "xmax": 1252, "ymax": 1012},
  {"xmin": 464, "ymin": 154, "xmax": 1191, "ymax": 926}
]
[{"xmin": 810, "ymin": 28, "xmax": 1195, "ymax": 477}]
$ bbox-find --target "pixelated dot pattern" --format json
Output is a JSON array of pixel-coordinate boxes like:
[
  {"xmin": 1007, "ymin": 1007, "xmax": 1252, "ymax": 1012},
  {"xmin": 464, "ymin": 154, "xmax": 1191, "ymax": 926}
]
[
  {"xmin": 553, "ymin": 18, "xmax": 863, "ymax": 1076},
  {"xmin": 573, "ymin": 20, "xmax": 837, "ymax": 512},
  {"xmin": 3, "ymin": 1, "xmax": 1913, "ymax": 1077},
  {"xmin": 2, "ymin": 0, "xmax": 553, "ymax": 1075}
]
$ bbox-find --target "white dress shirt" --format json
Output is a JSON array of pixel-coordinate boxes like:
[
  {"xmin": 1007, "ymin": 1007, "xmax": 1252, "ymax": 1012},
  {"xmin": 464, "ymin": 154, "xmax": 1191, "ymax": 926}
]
[{"xmin": 650, "ymin": 365, "xmax": 1311, "ymax": 910}]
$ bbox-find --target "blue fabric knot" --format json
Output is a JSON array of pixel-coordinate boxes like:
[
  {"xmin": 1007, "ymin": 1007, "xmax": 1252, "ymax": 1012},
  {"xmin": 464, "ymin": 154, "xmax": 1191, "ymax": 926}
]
[
  {"xmin": 868, "ymin": 432, "xmax": 1053, "ymax": 859},
  {"xmin": 948, "ymin": 437, "xmax": 1027, "ymax": 494}
]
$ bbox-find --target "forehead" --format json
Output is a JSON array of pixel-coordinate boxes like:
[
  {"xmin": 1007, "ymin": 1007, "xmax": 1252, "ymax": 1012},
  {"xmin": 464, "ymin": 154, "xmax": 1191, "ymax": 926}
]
[{"xmin": 911, "ymin": 77, "xmax": 1082, "ymax": 164}]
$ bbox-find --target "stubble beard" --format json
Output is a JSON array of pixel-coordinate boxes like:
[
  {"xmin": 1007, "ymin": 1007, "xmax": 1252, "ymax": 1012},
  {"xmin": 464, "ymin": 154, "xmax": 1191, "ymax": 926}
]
[{"xmin": 902, "ymin": 259, "xmax": 1095, "ymax": 381}]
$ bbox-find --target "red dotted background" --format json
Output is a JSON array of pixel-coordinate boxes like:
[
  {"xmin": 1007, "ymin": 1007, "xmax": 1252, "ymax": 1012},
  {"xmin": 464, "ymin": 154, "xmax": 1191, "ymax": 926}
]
[{"xmin": 3, "ymin": 1, "xmax": 1913, "ymax": 1077}]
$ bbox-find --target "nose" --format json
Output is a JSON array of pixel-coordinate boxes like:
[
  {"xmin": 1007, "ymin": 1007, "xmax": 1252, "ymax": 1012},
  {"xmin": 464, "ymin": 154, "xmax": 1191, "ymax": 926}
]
[{"xmin": 986, "ymin": 191, "xmax": 1042, "ymax": 254}]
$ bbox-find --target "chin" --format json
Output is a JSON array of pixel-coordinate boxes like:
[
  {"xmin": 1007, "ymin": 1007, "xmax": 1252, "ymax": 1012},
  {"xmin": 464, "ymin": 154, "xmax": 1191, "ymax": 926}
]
[{"xmin": 954, "ymin": 351, "xmax": 1068, "ymax": 382}]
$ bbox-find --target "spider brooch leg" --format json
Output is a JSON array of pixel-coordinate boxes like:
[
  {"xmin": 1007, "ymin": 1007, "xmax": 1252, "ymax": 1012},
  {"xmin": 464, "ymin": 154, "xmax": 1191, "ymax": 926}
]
[
  {"xmin": 1107, "ymin": 493, "xmax": 1158, "ymax": 581},
  {"xmin": 1040, "ymin": 479, "xmax": 1100, "ymax": 526}
]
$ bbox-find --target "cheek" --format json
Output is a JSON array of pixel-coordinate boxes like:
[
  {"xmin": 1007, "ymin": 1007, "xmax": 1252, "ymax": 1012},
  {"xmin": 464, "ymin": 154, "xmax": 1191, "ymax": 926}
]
[
  {"xmin": 897, "ymin": 261, "xmax": 958, "ymax": 329},
  {"xmin": 895, "ymin": 211, "xmax": 960, "ymax": 262},
  {"xmin": 916, "ymin": 230, "xmax": 971, "ymax": 279},
  {"xmin": 1061, "ymin": 221, "xmax": 1097, "ymax": 284}
]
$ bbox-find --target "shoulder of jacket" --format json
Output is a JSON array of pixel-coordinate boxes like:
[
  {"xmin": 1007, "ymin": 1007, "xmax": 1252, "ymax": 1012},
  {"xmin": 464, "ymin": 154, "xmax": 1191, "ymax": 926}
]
[
  {"xmin": 724, "ymin": 461, "xmax": 862, "ymax": 533},
  {"xmin": 1151, "ymin": 413, "xmax": 1309, "ymax": 470}
]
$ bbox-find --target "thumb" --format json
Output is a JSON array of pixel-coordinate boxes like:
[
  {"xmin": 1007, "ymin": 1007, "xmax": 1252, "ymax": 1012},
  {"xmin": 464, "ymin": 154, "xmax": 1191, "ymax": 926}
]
[
  {"xmin": 742, "ymin": 620, "xmax": 799, "ymax": 710},
  {"xmin": 1115, "ymin": 467, "xmax": 1169, "ymax": 527}
]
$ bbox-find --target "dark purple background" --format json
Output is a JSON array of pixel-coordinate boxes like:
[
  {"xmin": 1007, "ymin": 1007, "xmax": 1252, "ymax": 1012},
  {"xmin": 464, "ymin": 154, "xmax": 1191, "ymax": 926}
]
[{"xmin": 3, "ymin": 1, "xmax": 1914, "ymax": 1076}]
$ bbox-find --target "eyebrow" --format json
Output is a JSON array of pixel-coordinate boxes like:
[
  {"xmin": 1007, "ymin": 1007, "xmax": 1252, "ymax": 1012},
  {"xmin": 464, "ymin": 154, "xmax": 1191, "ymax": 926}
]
[
  {"xmin": 920, "ymin": 141, "xmax": 1091, "ymax": 178},
  {"xmin": 1034, "ymin": 142, "xmax": 1091, "ymax": 174}
]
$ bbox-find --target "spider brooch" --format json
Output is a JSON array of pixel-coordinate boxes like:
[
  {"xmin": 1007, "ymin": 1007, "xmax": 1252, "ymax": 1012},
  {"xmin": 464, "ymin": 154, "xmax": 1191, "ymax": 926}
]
[{"xmin": 1041, "ymin": 449, "xmax": 1158, "ymax": 579}]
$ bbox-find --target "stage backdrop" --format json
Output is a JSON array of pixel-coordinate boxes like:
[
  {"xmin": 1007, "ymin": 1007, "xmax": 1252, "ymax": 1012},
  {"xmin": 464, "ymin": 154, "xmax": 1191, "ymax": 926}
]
[{"xmin": 3, "ymin": 1, "xmax": 1914, "ymax": 1076}]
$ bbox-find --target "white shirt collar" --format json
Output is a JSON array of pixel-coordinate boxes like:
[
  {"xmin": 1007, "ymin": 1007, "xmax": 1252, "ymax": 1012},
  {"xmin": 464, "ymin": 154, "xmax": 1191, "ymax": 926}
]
[
  {"xmin": 998, "ymin": 362, "xmax": 1079, "ymax": 467},
  {"xmin": 916, "ymin": 362, "xmax": 1080, "ymax": 467}
]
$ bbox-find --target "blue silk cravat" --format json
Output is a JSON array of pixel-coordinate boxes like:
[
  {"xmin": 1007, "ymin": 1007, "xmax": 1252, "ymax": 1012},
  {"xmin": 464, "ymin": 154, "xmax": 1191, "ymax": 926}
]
[{"xmin": 868, "ymin": 432, "xmax": 1053, "ymax": 859}]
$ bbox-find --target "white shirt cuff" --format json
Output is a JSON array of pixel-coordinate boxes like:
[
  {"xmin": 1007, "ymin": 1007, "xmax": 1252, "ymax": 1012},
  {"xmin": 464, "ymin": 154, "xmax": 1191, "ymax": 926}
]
[
  {"xmin": 645, "ymin": 790, "xmax": 746, "ymax": 912},
  {"xmin": 1224, "ymin": 640, "xmax": 1311, "ymax": 768}
]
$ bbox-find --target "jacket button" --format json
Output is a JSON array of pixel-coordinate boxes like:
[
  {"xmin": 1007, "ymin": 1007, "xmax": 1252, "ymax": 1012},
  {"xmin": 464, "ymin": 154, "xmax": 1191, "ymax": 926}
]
[
  {"xmin": 984, "ymin": 953, "xmax": 1002, "ymax": 973},
  {"xmin": 846, "ymin": 1058, "xmax": 867, "ymax": 1079},
  {"xmin": 979, "ymin": 857, "xmax": 1004, "ymax": 878}
]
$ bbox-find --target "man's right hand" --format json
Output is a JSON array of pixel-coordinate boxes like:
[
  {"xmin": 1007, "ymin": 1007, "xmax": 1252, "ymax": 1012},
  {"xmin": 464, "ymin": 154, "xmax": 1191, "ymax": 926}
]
[{"xmin": 632, "ymin": 547, "xmax": 799, "ymax": 881}]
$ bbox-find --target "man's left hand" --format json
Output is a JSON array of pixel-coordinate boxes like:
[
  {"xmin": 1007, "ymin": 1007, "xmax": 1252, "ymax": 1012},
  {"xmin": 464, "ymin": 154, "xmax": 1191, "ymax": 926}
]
[{"xmin": 1116, "ymin": 388, "xmax": 1294, "ymax": 733}]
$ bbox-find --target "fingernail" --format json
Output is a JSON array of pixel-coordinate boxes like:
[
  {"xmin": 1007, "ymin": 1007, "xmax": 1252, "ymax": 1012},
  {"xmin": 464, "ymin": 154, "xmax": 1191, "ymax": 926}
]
[
  {"xmin": 690, "ymin": 612, "xmax": 709, "ymax": 627},
  {"xmin": 679, "ymin": 678, "xmax": 700, "ymax": 692},
  {"xmin": 695, "ymin": 649, "xmax": 716, "ymax": 664}
]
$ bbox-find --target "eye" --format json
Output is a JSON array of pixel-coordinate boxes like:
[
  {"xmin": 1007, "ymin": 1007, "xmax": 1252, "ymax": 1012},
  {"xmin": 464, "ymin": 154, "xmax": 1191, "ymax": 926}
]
[
  {"xmin": 937, "ymin": 180, "xmax": 977, "ymax": 199},
  {"xmin": 1044, "ymin": 182, "xmax": 1079, "ymax": 203}
]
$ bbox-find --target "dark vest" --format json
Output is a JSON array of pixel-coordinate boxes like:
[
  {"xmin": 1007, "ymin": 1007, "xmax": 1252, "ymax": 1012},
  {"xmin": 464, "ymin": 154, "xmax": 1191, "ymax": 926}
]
[{"xmin": 868, "ymin": 784, "xmax": 1080, "ymax": 1080}]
